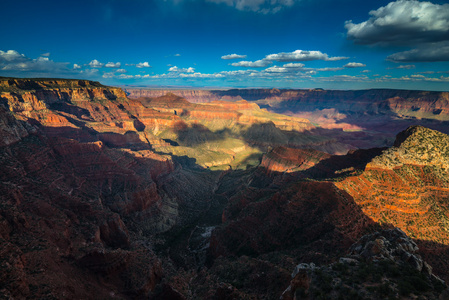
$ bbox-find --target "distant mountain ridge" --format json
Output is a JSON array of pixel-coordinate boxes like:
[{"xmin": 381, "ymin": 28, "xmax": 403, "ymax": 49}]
[{"xmin": 125, "ymin": 87, "xmax": 449, "ymax": 120}]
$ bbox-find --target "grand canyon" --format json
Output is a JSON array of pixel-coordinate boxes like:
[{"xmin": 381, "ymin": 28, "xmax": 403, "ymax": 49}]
[{"xmin": 1, "ymin": 77, "xmax": 449, "ymax": 299}]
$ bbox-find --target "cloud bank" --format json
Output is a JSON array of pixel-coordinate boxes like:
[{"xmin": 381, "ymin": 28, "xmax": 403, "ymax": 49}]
[
  {"xmin": 264, "ymin": 50, "xmax": 348, "ymax": 62},
  {"xmin": 0, "ymin": 50, "xmax": 72, "ymax": 76},
  {"xmin": 346, "ymin": 0, "xmax": 449, "ymax": 62},
  {"xmin": 345, "ymin": 0, "xmax": 449, "ymax": 46}
]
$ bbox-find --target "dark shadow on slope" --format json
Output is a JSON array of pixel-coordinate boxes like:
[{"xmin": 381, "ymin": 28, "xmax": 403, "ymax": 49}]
[
  {"xmin": 174, "ymin": 122, "xmax": 227, "ymax": 147},
  {"xmin": 208, "ymin": 177, "xmax": 384, "ymax": 261},
  {"xmin": 205, "ymin": 147, "xmax": 386, "ymax": 260},
  {"xmin": 48, "ymin": 102, "xmax": 92, "ymax": 120},
  {"xmin": 298, "ymin": 147, "xmax": 386, "ymax": 180},
  {"xmin": 162, "ymin": 138, "xmax": 179, "ymax": 146}
]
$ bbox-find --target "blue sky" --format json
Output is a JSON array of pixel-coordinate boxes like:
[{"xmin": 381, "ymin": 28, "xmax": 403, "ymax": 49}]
[{"xmin": 1, "ymin": 0, "xmax": 449, "ymax": 90}]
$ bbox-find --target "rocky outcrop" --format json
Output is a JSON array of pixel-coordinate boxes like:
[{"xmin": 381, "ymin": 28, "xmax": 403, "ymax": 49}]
[
  {"xmin": 367, "ymin": 125, "xmax": 449, "ymax": 170},
  {"xmin": 0, "ymin": 105, "xmax": 36, "ymax": 146},
  {"xmin": 281, "ymin": 228, "xmax": 446, "ymax": 300}
]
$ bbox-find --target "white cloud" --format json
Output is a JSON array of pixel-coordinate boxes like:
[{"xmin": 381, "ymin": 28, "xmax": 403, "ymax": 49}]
[
  {"xmin": 102, "ymin": 72, "xmax": 116, "ymax": 78},
  {"xmin": 105, "ymin": 62, "xmax": 121, "ymax": 68},
  {"xmin": 125, "ymin": 62, "xmax": 151, "ymax": 68},
  {"xmin": 206, "ymin": 0, "xmax": 296, "ymax": 14},
  {"xmin": 265, "ymin": 50, "xmax": 348, "ymax": 62},
  {"xmin": 118, "ymin": 74, "xmax": 135, "ymax": 79},
  {"xmin": 89, "ymin": 59, "xmax": 104, "ymax": 68},
  {"xmin": 221, "ymin": 54, "xmax": 247, "ymax": 60},
  {"xmin": 136, "ymin": 62, "xmax": 151, "ymax": 68},
  {"xmin": 282, "ymin": 62, "xmax": 305, "ymax": 68},
  {"xmin": 390, "ymin": 64, "xmax": 416, "ymax": 69},
  {"xmin": 317, "ymin": 75, "xmax": 369, "ymax": 82},
  {"xmin": 168, "ymin": 66, "xmax": 195, "ymax": 72},
  {"xmin": 344, "ymin": 62, "xmax": 366, "ymax": 68},
  {"xmin": 179, "ymin": 72, "xmax": 225, "ymax": 78},
  {"xmin": 346, "ymin": 0, "xmax": 449, "ymax": 46},
  {"xmin": 79, "ymin": 68, "xmax": 99, "ymax": 75},
  {"xmin": 219, "ymin": 70, "xmax": 254, "ymax": 76},
  {"xmin": 116, "ymin": 68, "xmax": 127, "ymax": 73},
  {"xmin": 264, "ymin": 66, "xmax": 289, "ymax": 73},
  {"xmin": 316, "ymin": 67, "xmax": 344, "ymax": 72},
  {"xmin": 73, "ymin": 64, "xmax": 81, "ymax": 69},
  {"xmin": 231, "ymin": 59, "xmax": 271, "ymax": 67},
  {"xmin": 41, "ymin": 52, "xmax": 51, "ymax": 57},
  {"xmin": 0, "ymin": 50, "xmax": 26, "ymax": 64},
  {"xmin": 374, "ymin": 74, "xmax": 449, "ymax": 83},
  {"xmin": 174, "ymin": 54, "xmax": 181, "ymax": 57}
]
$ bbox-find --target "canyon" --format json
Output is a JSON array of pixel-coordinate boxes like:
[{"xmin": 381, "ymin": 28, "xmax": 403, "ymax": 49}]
[
  {"xmin": 126, "ymin": 88, "xmax": 449, "ymax": 150},
  {"xmin": 1, "ymin": 77, "xmax": 449, "ymax": 299}
]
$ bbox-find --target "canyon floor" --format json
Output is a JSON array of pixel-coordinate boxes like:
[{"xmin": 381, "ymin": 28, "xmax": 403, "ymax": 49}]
[{"xmin": 1, "ymin": 78, "xmax": 449, "ymax": 299}]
